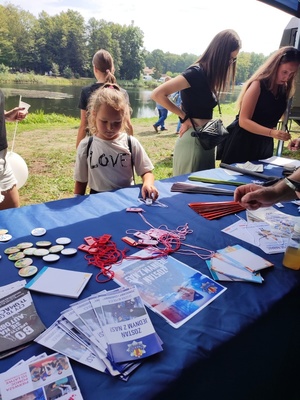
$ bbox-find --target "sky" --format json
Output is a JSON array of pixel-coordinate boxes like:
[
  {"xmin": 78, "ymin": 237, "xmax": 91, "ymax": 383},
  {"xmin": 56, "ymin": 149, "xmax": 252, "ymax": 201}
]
[{"xmin": 0, "ymin": 0, "xmax": 298, "ymax": 56}]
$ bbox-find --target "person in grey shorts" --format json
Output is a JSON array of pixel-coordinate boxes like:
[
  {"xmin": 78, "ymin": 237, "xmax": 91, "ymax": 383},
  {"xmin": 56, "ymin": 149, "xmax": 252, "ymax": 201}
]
[{"xmin": 0, "ymin": 89, "xmax": 27, "ymax": 210}]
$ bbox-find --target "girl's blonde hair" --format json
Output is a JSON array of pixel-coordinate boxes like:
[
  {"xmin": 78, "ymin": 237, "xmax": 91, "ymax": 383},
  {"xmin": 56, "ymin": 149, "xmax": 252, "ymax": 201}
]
[
  {"xmin": 92, "ymin": 49, "xmax": 116, "ymax": 84},
  {"xmin": 87, "ymin": 83, "xmax": 129, "ymax": 133},
  {"xmin": 237, "ymin": 46, "xmax": 300, "ymax": 109}
]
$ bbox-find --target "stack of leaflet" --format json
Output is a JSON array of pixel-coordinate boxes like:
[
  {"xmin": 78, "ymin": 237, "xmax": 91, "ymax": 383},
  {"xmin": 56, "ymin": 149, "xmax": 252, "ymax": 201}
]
[
  {"xmin": 206, "ymin": 244, "xmax": 273, "ymax": 283},
  {"xmin": 35, "ymin": 286, "xmax": 163, "ymax": 381},
  {"xmin": 0, "ymin": 280, "xmax": 46, "ymax": 359},
  {"xmin": 170, "ymin": 182, "xmax": 235, "ymax": 195},
  {"xmin": 0, "ymin": 353, "xmax": 83, "ymax": 400},
  {"xmin": 189, "ymin": 201, "xmax": 245, "ymax": 220}
]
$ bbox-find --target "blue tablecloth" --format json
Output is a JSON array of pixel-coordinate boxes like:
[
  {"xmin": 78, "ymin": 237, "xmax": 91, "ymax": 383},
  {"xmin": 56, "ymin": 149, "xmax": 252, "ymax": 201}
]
[{"xmin": 1, "ymin": 165, "xmax": 299, "ymax": 400}]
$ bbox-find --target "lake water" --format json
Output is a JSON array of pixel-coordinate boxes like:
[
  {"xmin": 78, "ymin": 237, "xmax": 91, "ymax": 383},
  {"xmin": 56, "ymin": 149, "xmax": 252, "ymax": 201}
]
[{"xmin": 1, "ymin": 83, "xmax": 241, "ymax": 119}]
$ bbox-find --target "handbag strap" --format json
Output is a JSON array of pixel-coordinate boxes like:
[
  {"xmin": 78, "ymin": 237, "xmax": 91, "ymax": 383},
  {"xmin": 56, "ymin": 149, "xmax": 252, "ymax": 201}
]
[{"xmin": 215, "ymin": 93, "xmax": 222, "ymax": 117}]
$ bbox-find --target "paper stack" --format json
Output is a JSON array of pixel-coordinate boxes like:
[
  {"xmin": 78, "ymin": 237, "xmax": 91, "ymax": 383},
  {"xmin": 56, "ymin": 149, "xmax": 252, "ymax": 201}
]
[
  {"xmin": 0, "ymin": 280, "xmax": 46, "ymax": 359},
  {"xmin": 206, "ymin": 244, "xmax": 273, "ymax": 283},
  {"xmin": 189, "ymin": 200, "xmax": 245, "ymax": 220},
  {"xmin": 35, "ymin": 286, "xmax": 163, "ymax": 381},
  {"xmin": 0, "ymin": 352, "xmax": 83, "ymax": 400}
]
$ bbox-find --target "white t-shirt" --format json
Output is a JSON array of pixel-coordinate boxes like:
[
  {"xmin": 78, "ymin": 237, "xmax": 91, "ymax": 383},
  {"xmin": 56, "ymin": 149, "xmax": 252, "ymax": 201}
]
[{"xmin": 74, "ymin": 132, "xmax": 154, "ymax": 193}]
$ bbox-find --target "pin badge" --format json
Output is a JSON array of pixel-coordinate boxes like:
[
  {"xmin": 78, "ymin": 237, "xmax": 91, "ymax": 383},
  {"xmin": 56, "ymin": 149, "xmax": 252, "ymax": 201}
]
[
  {"xmin": 31, "ymin": 227, "xmax": 46, "ymax": 237},
  {"xmin": 18, "ymin": 265, "xmax": 38, "ymax": 277}
]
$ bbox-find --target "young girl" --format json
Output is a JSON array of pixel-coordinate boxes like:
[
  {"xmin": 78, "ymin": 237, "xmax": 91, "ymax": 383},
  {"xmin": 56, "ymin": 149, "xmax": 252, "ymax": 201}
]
[
  {"xmin": 76, "ymin": 49, "xmax": 133, "ymax": 148},
  {"xmin": 74, "ymin": 83, "xmax": 159, "ymax": 200}
]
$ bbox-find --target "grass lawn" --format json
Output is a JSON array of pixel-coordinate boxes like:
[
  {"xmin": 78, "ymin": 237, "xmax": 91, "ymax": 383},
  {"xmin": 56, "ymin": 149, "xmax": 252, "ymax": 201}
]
[{"xmin": 5, "ymin": 110, "xmax": 300, "ymax": 207}]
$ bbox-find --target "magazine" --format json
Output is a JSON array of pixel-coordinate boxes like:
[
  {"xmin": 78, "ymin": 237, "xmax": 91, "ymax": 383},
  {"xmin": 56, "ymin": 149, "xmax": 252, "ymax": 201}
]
[
  {"xmin": 0, "ymin": 352, "xmax": 83, "ymax": 400},
  {"xmin": 112, "ymin": 250, "xmax": 227, "ymax": 328},
  {"xmin": 0, "ymin": 284, "xmax": 46, "ymax": 359}
]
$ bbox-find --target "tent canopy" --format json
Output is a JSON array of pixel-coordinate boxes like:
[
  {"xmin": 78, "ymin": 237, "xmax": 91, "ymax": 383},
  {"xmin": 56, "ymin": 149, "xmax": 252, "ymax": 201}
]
[{"xmin": 258, "ymin": 0, "xmax": 300, "ymax": 17}]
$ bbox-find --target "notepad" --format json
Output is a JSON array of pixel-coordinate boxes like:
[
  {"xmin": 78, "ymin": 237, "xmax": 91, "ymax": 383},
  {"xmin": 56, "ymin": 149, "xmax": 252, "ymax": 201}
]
[{"xmin": 25, "ymin": 266, "xmax": 92, "ymax": 298}]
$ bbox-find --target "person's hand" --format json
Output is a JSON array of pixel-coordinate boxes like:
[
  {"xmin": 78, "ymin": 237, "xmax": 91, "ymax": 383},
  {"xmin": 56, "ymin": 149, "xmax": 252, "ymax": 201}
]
[
  {"xmin": 179, "ymin": 120, "xmax": 193, "ymax": 137},
  {"xmin": 288, "ymin": 137, "xmax": 300, "ymax": 151},
  {"xmin": 271, "ymin": 129, "xmax": 291, "ymax": 141},
  {"xmin": 5, "ymin": 107, "xmax": 28, "ymax": 122},
  {"xmin": 141, "ymin": 184, "xmax": 159, "ymax": 201},
  {"xmin": 234, "ymin": 183, "xmax": 275, "ymax": 210}
]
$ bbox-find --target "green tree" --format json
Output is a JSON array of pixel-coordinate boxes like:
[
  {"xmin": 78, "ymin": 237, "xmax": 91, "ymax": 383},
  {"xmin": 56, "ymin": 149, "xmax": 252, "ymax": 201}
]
[
  {"xmin": 0, "ymin": 4, "xmax": 38, "ymax": 71},
  {"xmin": 36, "ymin": 10, "xmax": 88, "ymax": 75},
  {"xmin": 86, "ymin": 18, "xmax": 122, "ymax": 78},
  {"xmin": 114, "ymin": 23, "xmax": 144, "ymax": 80}
]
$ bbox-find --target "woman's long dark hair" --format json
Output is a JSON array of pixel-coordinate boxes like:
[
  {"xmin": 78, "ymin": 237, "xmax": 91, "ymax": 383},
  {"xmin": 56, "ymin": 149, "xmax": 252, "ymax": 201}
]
[{"xmin": 196, "ymin": 29, "xmax": 241, "ymax": 94}]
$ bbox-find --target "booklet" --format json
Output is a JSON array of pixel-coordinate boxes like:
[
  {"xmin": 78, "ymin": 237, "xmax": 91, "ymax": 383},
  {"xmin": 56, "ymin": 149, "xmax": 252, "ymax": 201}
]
[
  {"xmin": 112, "ymin": 250, "xmax": 227, "ymax": 328},
  {"xmin": 0, "ymin": 352, "xmax": 83, "ymax": 400},
  {"xmin": 0, "ymin": 285, "xmax": 46, "ymax": 359},
  {"xmin": 97, "ymin": 286, "xmax": 163, "ymax": 363},
  {"xmin": 208, "ymin": 254, "xmax": 263, "ymax": 283},
  {"xmin": 35, "ymin": 319, "xmax": 108, "ymax": 373},
  {"xmin": 216, "ymin": 244, "xmax": 273, "ymax": 273},
  {"xmin": 25, "ymin": 266, "xmax": 92, "ymax": 298}
]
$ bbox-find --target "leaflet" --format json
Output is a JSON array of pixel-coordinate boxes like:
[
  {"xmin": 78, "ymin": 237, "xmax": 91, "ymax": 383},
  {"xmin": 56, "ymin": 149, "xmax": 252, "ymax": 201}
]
[
  {"xmin": 98, "ymin": 286, "xmax": 163, "ymax": 363},
  {"xmin": 0, "ymin": 286, "xmax": 46, "ymax": 358},
  {"xmin": 0, "ymin": 353, "xmax": 83, "ymax": 400},
  {"xmin": 112, "ymin": 250, "xmax": 227, "ymax": 328}
]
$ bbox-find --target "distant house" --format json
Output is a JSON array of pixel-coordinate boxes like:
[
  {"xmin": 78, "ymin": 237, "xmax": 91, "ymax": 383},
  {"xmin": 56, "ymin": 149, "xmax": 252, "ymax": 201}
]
[
  {"xmin": 143, "ymin": 66, "xmax": 155, "ymax": 76},
  {"xmin": 142, "ymin": 66, "xmax": 155, "ymax": 81}
]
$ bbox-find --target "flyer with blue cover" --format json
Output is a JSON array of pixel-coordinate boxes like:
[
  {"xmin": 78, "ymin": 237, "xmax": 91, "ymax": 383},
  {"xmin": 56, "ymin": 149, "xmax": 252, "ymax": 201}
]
[{"xmin": 112, "ymin": 250, "xmax": 227, "ymax": 328}]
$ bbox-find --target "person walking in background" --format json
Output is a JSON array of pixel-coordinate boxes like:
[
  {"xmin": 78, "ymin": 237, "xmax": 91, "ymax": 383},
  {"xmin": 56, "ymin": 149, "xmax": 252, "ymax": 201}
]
[
  {"xmin": 153, "ymin": 76, "xmax": 171, "ymax": 133},
  {"xmin": 74, "ymin": 83, "xmax": 159, "ymax": 200},
  {"xmin": 0, "ymin": 89, "xmax": 27, "ymax": 210},
  {"xmin": 220, "ymin": 46, "xmax": 300, "ymax": 164},
  {"xmin": 76, "ymin": 49, "xmax": 133, "ymax": 148},
  {"xmin": 151, "ymin": 29, "xmax": 241, "ymax": 175},
  {"xmin": 171, "ymin": 90, "xmax": 182, "ymax": 134}
]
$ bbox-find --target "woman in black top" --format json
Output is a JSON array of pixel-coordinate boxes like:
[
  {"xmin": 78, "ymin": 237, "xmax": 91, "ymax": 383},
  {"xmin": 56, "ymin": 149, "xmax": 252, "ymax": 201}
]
[
  {"xmin": 151, "ymin": 29, "xmax": 241, "ymax": 175},
  {"xmin": 221, "ymin": 46, "xmax": 300, "ymax": 164},
  {"xmin": 76, "ymin": 49, "xmax": 133, "ymax": 148}
]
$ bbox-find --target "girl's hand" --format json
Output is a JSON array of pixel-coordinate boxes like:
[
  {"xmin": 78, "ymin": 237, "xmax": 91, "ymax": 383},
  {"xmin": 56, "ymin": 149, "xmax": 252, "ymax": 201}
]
[{"xmin": 141, "ymin": 184, "xmax": 159, "ymax": 201}]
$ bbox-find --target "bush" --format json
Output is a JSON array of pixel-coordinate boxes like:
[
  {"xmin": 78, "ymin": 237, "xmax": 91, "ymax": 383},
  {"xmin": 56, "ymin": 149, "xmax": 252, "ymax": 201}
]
[
  {"xmin": 0, "ymin": 64, "xmax": 9, "ymax": 73},
  {"xmin": 62, "ymin": 66, "xmax": 74, "ymax": 79}
]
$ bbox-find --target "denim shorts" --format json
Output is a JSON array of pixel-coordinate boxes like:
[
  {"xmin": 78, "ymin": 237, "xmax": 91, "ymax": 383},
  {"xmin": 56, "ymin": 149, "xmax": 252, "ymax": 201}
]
[{"xmin": 0, "ymin": 149, "xmax": 17, "ymax": 192}]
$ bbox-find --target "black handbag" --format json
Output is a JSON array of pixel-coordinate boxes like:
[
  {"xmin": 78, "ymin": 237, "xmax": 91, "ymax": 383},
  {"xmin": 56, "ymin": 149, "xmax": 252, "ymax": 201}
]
[{"xmin": 190, "ymin": 100, "xmax": 229, "ymax": 151}]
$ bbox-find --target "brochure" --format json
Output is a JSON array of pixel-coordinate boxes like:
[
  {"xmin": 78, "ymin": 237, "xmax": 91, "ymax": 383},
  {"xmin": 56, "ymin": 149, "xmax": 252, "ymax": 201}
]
[
  {"xmin": 97, "ymin": 286, "xmax": 163, "ymax": 363},
  {"xmin": 222, "ymin": 219, "xmax": 290, "ymax": 254},
  {"xmin": 209, "ymin": 254, "xmax": 263, "ymax": 283},
  {"xmin": 112, "ymin": 250, "xmax": 227, "ymax": 328},
  {"xmin": 216, "ymin": 244, "xmax": 273, "ymax": 273},
  {"xmin": 206, "ymin": 259, "xmax": 244, "ymax": 281},
  {"xmin": 0, "ymin": 285, "xmax": 46, "ymax": 359},
  {"xmin": 0, "ymin": 352, "xmax": 83, "ymax": 400},
  {"xmin": 25, "ymin": 266, "xmax": 92, "ymax": 298},
  {"xmin": 34, "ymin": 319, "xmax": 108, "ymax": 373},
  {"xmin": 246, "ymin": 206, "xmax": 300, "ymax": 233},
  {"xmin": 34, "ymin": 287, "xmax": 159, "ymax": 381}
]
